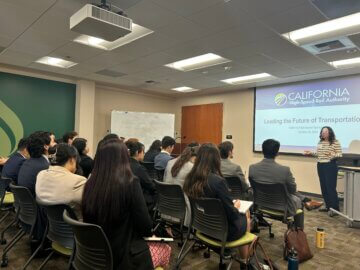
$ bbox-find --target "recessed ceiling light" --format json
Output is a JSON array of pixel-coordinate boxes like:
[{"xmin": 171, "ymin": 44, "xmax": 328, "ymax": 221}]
[
  {"xmin": 221, "ymin": 73, "xmax": 274, "ymax": 85},
  {"xmin": 165, "ymin": 53, "xmax": 231, "ymax": 72},
  {"xmin": 73, "ymin": 23, "xmax": 154, "ymax": 50},
  {"xmin": 329, "ymin": 57, "xmax": 360, "ymax": 68},
  {"xmin": 283, "ymin": 12, "xmax": 360, "ymax": 46},
  {"xmin": 35, "ymin": 56, "xmax": 77, "ymax": 68},
  {"xmin": 171, "ymin": 86, "xmax": 199, "ymax": 92}
]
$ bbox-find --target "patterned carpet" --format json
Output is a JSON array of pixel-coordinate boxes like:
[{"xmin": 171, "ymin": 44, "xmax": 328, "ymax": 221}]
[{"xmin": 0, "ymin": 200, "xmax": 359, "ymax": 270}]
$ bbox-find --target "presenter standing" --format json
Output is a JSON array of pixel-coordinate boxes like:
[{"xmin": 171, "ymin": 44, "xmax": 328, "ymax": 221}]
[{"xmin": 304, "ymin": 126, "xmax": 342, "ymax": 214}]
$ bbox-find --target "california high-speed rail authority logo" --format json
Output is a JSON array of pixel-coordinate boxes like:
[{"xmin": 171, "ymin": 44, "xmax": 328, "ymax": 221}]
[{"xmin": 274, "ymin": 93, "xmax": 287, "ymax": 106}]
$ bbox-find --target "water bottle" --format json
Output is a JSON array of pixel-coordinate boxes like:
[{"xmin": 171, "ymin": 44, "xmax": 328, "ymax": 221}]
[
  {"xmin": 316, "ymin": 227, "xmax": 325, "ymax": 248},
  {"xmin": 288, "ymin": 247, "xmax": 299, "ymax": 270}
]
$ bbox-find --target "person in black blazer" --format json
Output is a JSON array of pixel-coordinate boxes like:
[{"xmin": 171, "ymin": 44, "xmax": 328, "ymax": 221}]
[
  {"xmin": 184, "ymin": 143, "xmax": 253, "ymax": 259},
  {"xmin": 72, "ymin": 138, "xmax": 94, "ymax": 178},
  {"xmin": 144, "ymin": 139, "xmax": 161, "ymax": 162},
  {"xmin": 17, "ymin": 132, "xmax": 51, "ymax": 245},
  {"xmin": 126, "ymin": 140, "xmax": 157, "ymax": 212},
  {"xmin": 2, "ymin": 138, "xmax": 29, "ymax": 184},
  {"xmin": 82, "ymin": 140, "xmax": 154, "ymax": 269}
]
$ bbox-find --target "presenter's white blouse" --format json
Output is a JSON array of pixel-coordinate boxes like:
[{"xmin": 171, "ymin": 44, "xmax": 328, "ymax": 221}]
[{"xmin": 316, "ymin": 140, "xmax": 342, "ymax": 163}]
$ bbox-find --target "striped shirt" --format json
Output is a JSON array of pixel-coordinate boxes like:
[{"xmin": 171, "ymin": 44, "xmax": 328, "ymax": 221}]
[{"xmin": 316, "ymin": 140, "xmax": 342, "ymax": 163}]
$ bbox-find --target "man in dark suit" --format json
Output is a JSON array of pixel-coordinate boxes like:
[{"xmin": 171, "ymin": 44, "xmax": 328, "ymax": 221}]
[
  {"xmin": 219, "ymin": 141, "xmax": 249, "ymax": 192},
  {"xmin": 18, "ymin": 131, "xmax": 51, "ymax": 244},
  {"xmin": 249, "ymin": 139, "xmax": 305, "ymax": 228},
  {"xmin": 154, "ymin": 136, "xmax": 175, "ymax": 170},
  {"xmin": 2, "ymin": 138, "xmax": 29, "ymax": 184}
]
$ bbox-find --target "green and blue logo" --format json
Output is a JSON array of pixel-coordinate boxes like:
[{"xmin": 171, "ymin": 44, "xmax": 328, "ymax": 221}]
[{"xmin": 274, "ymin": 93, "xmax": 287, "ymax": 106}]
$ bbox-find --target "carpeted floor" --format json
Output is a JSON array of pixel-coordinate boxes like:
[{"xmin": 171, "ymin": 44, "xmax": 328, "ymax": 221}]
[{"xmin": 0, "ymin": 201, "xmax": 359, "ymax": 270}]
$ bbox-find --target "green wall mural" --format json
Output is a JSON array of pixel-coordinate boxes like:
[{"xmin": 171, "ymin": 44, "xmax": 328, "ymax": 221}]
[{"xmin": 0, "ymin": 71, "xmax": 76, "ymax": 157}]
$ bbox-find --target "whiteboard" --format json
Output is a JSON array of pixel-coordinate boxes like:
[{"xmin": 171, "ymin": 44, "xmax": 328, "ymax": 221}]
[{"xmin": 110, "ymin": 111, "xmax": 175, "ymax": 151}]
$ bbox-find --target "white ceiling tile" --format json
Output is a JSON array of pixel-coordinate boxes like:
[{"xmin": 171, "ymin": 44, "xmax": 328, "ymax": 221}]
[
  {"xmin": 318, "ymin": 49, "xmax": 360, "ymax": 62},
  {"xmin": 152, "ymin": 0, "xmax": 222, "ymax": 17},
  {"xmin": 0, "ymin": 49, "xmax": 38, "ymax": 66},
  {"xmin": 240, "ymin": 0, "xmax": 308, "ymax": 17},
  {"xmin": 221, "ymin": 24, "xmax": 276, "ymax": 45},
  {"xmin": 49, "ymin": 42, "xmax": 104, "ymax": 63},
  {"xmin": 260, "ymin": 1, "xmax": 327, "ymax": 34},
  {"xmin": 126, "ymin": 0, "xmax": 186, "ymax": 30},
  {"xmin": 259, "ymin": 62, "xmax": 304, "ymax": 77},
  {"xmin": 0, "ymin": 35, "xmax": 13, "ymax": 47},
  {"xmin": 186, "ymin": 2, "xmax": 255, "ymax": 32},
  {"xmin": 8, "ymin": 29, "xmax": 69, "ymax": 56}
]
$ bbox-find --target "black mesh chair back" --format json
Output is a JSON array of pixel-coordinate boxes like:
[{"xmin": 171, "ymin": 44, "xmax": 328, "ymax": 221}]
[
  {"xmin": 249, "ymin": 179, "xmax": 289, "ymax": 216},
  {"xmin": 42, "ymin": 204, "xmax": 75, "ymax": 249},
  {"xmin": 224, "ymin": 176, "xmax": 244, "ymax": 200},
  {"xmin": 63, "ymin": 210, "xmax": 113, "ymax": 270},
  {"xmin": 154, "ymin": 180, "xmax": 186, "ymax": 221},
  {"xmin": 190, "ymin": 198, "xmax": 228, "ymax": 243},
  {"xmin": 9, "ymin": 183, "xmax": 37, "ymax": 226},
  {"xmin": 141, "ymin": 162, "xmax": 157, "ymax": 180},
  {"xmin": 156, "ymin": 169, "xmax": 165, "ymax": 181}
]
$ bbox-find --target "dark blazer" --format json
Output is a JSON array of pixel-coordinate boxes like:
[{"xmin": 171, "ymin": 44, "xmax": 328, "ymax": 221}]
[
  {"xmin": 79, "ymin": 154, "xmax": 94, "ymax": 178},
  {"xmin": 221, "ymin": 159, "xmax": 249, "ymax": 191},
  {"xmin": 129, "ymin": 158, "xmax": 157, "ymax": 210},
  {"xmin": 144, "ymin": 149, "xmax": 160, "ymax": 163},
  {"xmin": 203, "ymin": 173, "xmax": 247, "ymax": 241},
  {"xmin": 249, "ymin": 158, "xmax": 298, "ymax": 215},
  {"xmin": 1, "ymin": 152, "xmax": 26, "ymax": 184},
  {"xmin": 85, "ymin": 177, "xmax": 153, "ymax": 270},
  {"xmin": 18, "ymin": 156, "xmax": 49, "ymax": 196}
]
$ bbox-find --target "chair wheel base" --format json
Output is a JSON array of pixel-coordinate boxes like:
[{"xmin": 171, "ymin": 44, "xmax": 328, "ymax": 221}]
[
  {"xmin": 203, "ymin": 251, "xmax": 210, "ymax": 258},
  {"xmin": 269, "ymin": 233, "xmax": 275, "ymax": 238},
  {"xmin": 0, "ymin": 239, "xmax": 6, "ymax": 245},
  {"xmin": 1, "ymin": 258, "xmax": 8, "ymax": 267}
]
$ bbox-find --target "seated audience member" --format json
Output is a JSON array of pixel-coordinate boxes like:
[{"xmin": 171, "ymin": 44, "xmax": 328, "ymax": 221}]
[
  {"xmin": 218, "ymin": 141, "xmax": 250, "ymax": 196},
  {"xmin": 249, "ymin": 139, "xmax": 309, "ymax": 228},
  {"xmin": 164, "ymin": 145, "xmax": 199, "ymax": 186},
  {"xmin": 154, "ymin": 136, "xmax": 175, "ymax": 170},
  {"xmin": 103, "ymin": 133, "xmax": 119, "ymax": 141},
  {"xmin": 62, "ymin": 131, "xmax": 78, "ymax": 145},
  {"xmin": 144, "ymin": 140, "xmax": 161, "ymax": 162},
  {"xmin": 2, "ymin": 138, "xmax": 29, "ymax": 184},
  {"xmin": 183, "ymin": 143, "xmax": 253, "ymax": 259},
  {"xmin": 164, "ymin": 145, "xmax": 199, "ymax": 226},
  {"xmin": 18, "ymin": 132, "xmax": 51, "ymax": 196},
  {"xmin": 82, "ymin": 140, "xmax": 155, "ymax": 269},
  {"xmin": 72, "ymin": 138, "xmax": 94, "ymax": 178},
  {"xmin": 17, "ymin": 131, "xmax": 51, "ymax": 245},
  {"xmin": 36, "ymin": 143, "xmax": 86, "ymax": 214},
  {"xmin": 126, "ymin": 140, "xmax": 157, "ymax": 211}
]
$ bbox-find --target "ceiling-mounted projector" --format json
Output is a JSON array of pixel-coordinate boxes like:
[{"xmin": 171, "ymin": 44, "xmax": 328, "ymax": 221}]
[{"xmin": 70, "ymin": 4, "xmax": 132, "ymax": 42}]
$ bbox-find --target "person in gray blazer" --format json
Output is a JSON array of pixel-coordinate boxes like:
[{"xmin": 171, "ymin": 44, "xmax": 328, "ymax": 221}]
[
  {"xmin": 219, "ymin": 141, "xmax": 250, "ymax": 192},
  {"xmin": 249, "ymin": 139, "xmax": 304, "ymax": 228}
]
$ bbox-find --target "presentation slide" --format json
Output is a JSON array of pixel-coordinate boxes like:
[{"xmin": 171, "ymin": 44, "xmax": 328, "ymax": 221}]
[{"xmin": 254, "ymin": 75, "xmax": 360, "ymax": 154}]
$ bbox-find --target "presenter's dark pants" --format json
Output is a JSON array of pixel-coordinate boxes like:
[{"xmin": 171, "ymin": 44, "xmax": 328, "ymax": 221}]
[{"xmin": 317, "ymin": 160, "xmax": 340, "ymax": 211}]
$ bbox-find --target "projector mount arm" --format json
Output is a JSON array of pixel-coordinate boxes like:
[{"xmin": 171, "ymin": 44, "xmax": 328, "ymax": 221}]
[{"xmin": 95, "ymin": 0, "xmax": 127, "ymax": 16}]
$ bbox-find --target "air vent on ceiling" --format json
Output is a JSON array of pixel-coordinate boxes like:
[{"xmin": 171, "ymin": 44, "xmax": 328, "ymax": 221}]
[
  {"xmin": 301, "ymin": 37, "xmax": 357, "ymax": 55},
  {"xmin": 95, "ymin": 69, "xmax": 127, "ymax": 77}
]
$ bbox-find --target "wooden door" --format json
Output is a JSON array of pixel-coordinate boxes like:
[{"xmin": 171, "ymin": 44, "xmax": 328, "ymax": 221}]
[{"xmin": 181, "ymin": 103, "xmax": 223, "ymax": 146}]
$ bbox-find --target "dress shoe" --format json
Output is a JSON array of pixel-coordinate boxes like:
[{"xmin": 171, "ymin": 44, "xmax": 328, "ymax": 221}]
[
  {"xmin": 318, "ymin": 206, "xmax": 329, "ymax": 212},
  {"xmin": 304, "ymin": 200, "xmax": 324, "ymax": 211}
]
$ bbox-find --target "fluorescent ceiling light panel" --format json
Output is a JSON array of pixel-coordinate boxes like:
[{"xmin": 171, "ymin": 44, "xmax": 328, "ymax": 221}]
[
  {"xmin": 330, "ymin": 57, "xmax": 360, "ymax": 68},
  {"xmin": 165, "ymin": 53, "xmax": 231, "ymax": 72},
  {"xmin": 221, "ymin": 73, "xmax": 274, "ymax": 85},
  {"xmin": 283, "ymin": 12, "xmax": 360, "ymax": 45},
  {"xmin": 171, "ymin": 86, "xmax": 199, "ymax": 92},
  {"xmin": 73, "ymin": 23, "xmax": 154, "ymax": 50},
  {"xmin": 35, "ymin": 56, "xmax": 77, "ymax": 68}
]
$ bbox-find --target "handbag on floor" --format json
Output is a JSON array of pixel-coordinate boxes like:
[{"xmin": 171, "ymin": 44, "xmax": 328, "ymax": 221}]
[
  {"xmin": 147, "ymin": 241, "xmax": 172, "ymax": 268},
  {"xmin": 283, "ymin": 225, "xmax": 313, "ymax": 263},
  {"xmin": 246, "ymin": 238, "xmax": 279, "ymax": 270}
]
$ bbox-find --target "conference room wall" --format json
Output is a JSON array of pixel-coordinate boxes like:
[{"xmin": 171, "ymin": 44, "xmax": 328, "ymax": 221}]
[
  {"xmin": 174, "ymin": 89, "xmax": 325, "ymax": 194},
  {"xmin": 93, "ymin": 86, "xmax": 176, "ymax": 152}
]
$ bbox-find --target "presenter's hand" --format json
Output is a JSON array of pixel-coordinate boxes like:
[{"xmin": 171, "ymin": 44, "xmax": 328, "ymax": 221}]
[
  {"xmin": 233, "ymin": 200, "xmax": 241, "ymax": 209},
  {"xmin": 304, "ymin": 151, "xmax": 312, "ymax": 156}
]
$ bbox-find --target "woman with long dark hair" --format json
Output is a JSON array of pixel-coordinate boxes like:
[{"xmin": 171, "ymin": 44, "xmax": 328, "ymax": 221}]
[
  {"xmin": 305, "ymin": 126, "xmax": 342, "ymax": 214},
  {"xmin": 72, "ymin": 138, "xmax": 94, "ymax": 178},
  {"xmin": 144, "ymin": 140, "xmax": 161, "ymax": 162},
  {"xmin": 183, "ymin": 143, "xmax": 252, "ymax": 258},
  {"xmin": 82, "ymin": 140, "xmax": 154, "ymax": 269}
]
